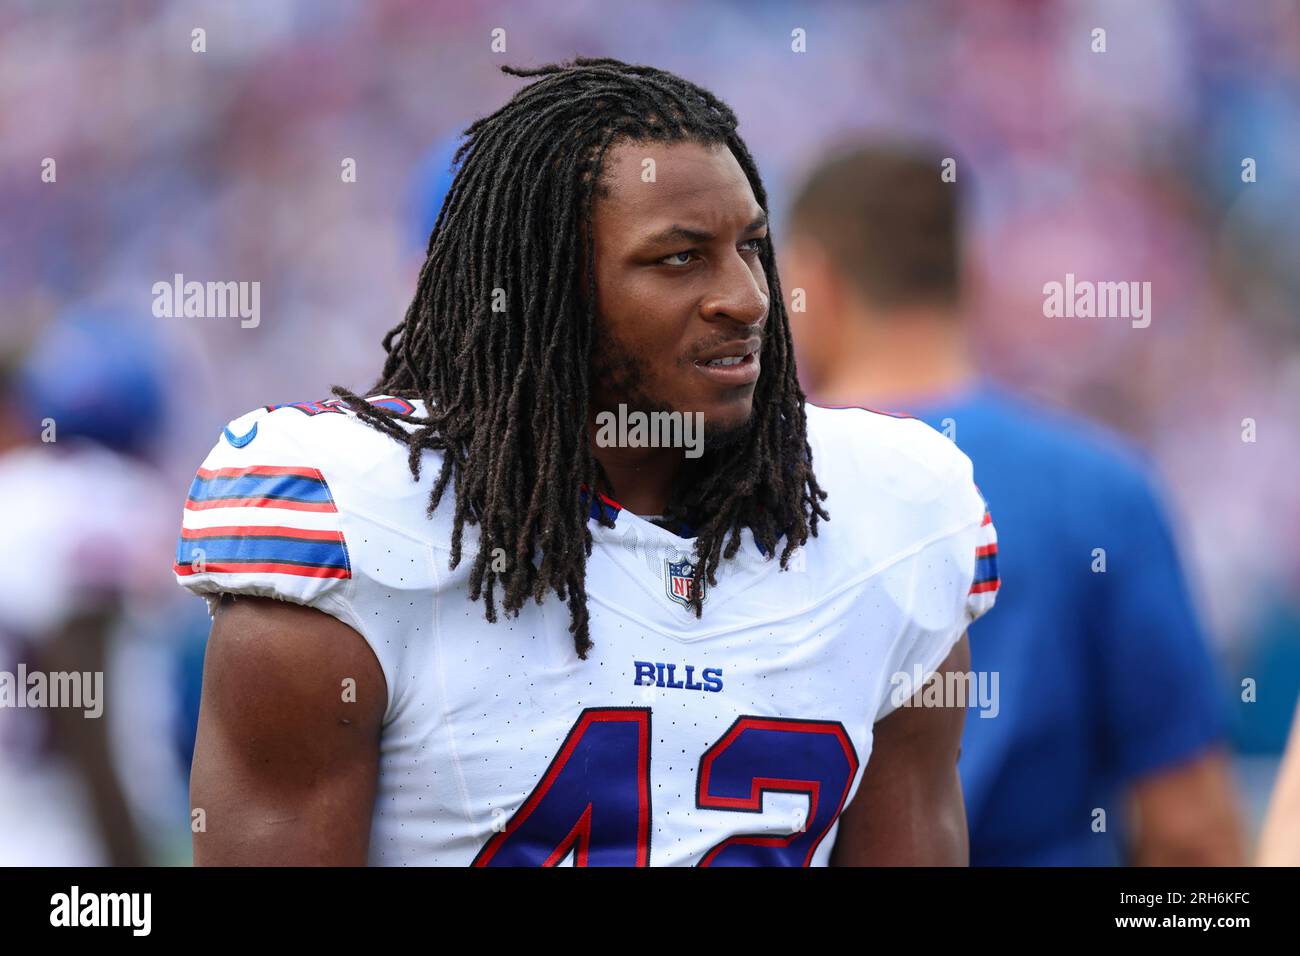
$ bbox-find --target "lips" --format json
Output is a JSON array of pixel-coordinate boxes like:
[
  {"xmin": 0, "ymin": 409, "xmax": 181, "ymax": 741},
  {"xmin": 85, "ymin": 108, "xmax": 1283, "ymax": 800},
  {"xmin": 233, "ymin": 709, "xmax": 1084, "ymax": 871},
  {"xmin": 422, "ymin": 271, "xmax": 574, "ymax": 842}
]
[
  {"xmin": 693, "ymin": 338, "xmax": 762, "ymax": 366},
  {"xmin": 692, "ymin": 339, "xmax": 762, "ymax": 386}
]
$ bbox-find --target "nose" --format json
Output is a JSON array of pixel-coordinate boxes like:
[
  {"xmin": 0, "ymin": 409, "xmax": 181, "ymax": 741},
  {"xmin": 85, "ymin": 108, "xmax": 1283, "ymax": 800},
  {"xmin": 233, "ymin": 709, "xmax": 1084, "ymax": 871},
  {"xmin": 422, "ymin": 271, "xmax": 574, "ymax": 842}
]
[{"xmin": 699, "ymin": 250, "xmax": 769, "ymax": 328}]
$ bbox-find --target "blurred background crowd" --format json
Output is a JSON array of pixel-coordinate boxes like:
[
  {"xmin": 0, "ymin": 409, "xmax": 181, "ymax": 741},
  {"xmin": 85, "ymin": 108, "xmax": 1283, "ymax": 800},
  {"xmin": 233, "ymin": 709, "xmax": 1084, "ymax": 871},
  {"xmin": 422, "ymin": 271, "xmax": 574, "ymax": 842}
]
[{"xmin": 0, "ymin": 0, "xmax": 1296, "ymax": 865}]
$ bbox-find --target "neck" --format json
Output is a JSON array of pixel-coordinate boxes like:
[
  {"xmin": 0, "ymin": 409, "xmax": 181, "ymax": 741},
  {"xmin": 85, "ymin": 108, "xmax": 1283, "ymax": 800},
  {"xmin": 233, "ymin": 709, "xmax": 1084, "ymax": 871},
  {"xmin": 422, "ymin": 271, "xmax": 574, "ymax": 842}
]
[
  {"xmin": 587, "ymin": 417, "xmax": 684, "ymax": 516},
  {"xmin": 811, "ymin": 305, "xmax": 976, "ymax": 409}
]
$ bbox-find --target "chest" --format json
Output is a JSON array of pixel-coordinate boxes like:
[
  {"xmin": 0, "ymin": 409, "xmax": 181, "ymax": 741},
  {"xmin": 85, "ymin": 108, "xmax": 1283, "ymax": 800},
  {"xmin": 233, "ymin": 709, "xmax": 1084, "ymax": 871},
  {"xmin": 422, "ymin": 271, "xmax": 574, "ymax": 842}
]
[{"xmin": 376, "ymin": 580, "xmax": 894, "ymax": 866}]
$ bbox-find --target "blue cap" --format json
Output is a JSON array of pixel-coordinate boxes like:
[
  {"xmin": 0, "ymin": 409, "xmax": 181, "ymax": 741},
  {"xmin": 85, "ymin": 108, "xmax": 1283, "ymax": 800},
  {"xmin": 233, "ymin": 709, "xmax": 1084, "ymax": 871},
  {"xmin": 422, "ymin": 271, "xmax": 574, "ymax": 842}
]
[{"xmin": 16, "ymin": 306, "xmax": 166, "ymax": 456}]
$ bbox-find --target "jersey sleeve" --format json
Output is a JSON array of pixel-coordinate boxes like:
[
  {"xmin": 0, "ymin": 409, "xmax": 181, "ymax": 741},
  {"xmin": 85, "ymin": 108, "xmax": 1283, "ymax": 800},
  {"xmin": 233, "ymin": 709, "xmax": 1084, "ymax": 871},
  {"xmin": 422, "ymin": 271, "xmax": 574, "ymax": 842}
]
[
  {"xmin": 966, "ymin": 499, "xmax": 1000, "ymax": 622},
  {"xmin": 873, "ymin": 452, "xmax": 1000, "ymax": 723},
  {"xmin": 173, "ymin": 406, "xmax": 376, "ymax": 668}
]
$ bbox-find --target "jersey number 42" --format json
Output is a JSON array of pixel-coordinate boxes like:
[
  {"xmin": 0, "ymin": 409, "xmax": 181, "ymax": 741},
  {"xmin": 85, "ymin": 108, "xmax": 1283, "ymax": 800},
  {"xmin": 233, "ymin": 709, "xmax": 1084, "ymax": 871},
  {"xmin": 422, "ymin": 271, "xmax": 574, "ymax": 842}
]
[{"xmin": 472, "ymin": 707, "xmax": 860, "ymax": 867}]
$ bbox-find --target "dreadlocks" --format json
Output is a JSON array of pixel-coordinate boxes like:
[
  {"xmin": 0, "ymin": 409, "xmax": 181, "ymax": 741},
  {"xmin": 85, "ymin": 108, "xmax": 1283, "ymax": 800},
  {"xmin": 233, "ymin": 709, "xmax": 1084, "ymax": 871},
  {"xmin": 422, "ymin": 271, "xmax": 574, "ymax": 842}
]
[{"xmin": 333, "ymin": 56, "xmax": 828, "ymax": 659}]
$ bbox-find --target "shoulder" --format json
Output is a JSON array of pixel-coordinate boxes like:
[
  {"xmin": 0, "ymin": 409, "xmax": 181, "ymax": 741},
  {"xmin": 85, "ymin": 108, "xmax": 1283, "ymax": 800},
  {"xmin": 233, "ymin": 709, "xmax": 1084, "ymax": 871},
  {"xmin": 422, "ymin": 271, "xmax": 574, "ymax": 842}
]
[
  {"xmin": 967, "ymin": 387, "xmax": 1155, "ymax": 483},
  {"xmin": 175, "ymin": 395, "xmax": 444, "ymax": 726},
  {"xmin": 802, "ymin": 404, "xmax": 999, "ymax": 690},
  {"xmin": 956, "ymin": 387, "xmax": 1168, "ymax": 522},
  {"xmin": 174, "ymin": 395, "xmax": 445, "ymax": 603},
  {"xmin": 191, "ymin": 395, "xmax": 446, "ymax": 531},
  {"xmin": 804, "ymin": 402, "xmax": 982, "ymax": 540},
  {"xmin": 801, "ymin": 402, "xmax": 995, "ymax": 612},
  {"xmin": 208, "ymin": 395, "xmax": 427, "ymax": 478}
]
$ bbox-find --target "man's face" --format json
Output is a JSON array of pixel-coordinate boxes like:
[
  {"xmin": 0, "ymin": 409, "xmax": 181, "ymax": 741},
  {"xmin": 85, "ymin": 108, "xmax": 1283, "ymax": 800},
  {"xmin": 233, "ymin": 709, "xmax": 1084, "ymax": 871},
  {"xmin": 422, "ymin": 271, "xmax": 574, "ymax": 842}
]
[{"xmin": 588, "ymin": 139, "xmax": 770, "ymax": 447}]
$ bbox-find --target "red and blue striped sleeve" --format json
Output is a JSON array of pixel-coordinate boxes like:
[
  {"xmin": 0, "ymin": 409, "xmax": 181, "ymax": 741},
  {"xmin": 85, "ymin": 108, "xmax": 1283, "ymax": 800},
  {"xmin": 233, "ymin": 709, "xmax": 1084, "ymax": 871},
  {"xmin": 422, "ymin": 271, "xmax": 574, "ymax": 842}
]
[
  {"xmin": 173, "ymin": 410, "xmax": 355, "ymax": 618},
  {"xmin": 966, "ymin": 505, "xmax": 1000, "ymax": 621}
]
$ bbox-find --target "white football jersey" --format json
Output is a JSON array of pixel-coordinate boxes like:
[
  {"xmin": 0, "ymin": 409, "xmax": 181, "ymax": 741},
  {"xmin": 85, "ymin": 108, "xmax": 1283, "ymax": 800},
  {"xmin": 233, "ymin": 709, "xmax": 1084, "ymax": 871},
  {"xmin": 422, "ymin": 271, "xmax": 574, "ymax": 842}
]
[{"xmin": 175, "ymin": 396, "xmax": 998, "ymax": 866}]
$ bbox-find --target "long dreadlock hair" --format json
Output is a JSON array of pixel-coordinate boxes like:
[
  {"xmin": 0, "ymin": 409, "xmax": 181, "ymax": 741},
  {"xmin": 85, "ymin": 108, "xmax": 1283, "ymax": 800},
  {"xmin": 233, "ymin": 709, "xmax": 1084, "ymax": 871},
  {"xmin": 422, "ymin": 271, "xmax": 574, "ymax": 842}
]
[{"xmin": 333, "ymin": 57, "xmax": 829, "ymax": 659}]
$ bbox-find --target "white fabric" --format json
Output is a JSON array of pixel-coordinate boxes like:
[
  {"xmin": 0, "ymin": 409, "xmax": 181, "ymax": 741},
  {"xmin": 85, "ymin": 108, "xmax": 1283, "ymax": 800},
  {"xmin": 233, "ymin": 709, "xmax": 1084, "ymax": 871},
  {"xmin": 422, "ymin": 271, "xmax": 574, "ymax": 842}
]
[{"xmin": 177, "ymin": 399, "xmax": 997, "ymax": 866}]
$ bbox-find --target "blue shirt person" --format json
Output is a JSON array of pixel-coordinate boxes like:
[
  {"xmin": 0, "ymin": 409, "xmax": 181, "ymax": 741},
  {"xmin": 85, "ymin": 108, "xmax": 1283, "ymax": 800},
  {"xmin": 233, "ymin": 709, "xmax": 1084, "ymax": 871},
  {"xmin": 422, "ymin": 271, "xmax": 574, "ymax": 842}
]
[{"xmin": 909, "ymin": 381, "xmax": 1228, "ymax": 864}]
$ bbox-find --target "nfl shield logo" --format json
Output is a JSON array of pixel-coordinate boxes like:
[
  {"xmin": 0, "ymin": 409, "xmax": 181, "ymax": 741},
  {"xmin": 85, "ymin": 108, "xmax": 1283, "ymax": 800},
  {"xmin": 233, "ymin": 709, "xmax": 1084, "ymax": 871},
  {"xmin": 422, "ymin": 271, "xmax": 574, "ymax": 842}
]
[{"xmin": 665, "ymin": 558, "xmax": 705, "ymax": 608}]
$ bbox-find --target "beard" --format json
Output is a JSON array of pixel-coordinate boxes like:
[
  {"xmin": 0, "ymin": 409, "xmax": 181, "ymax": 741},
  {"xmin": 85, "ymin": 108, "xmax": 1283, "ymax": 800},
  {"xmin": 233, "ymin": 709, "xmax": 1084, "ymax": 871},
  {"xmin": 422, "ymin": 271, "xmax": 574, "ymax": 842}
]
[
  {"xmin": 702, "ymin": 413, "xmax": 753, "ymax": 450},
  {"xmin": 588, "ymin": 330, "xmax": 756, "ymax": 455},
  {"xmin": 588, "ymin": 330, "xmax": 674, "ymax": 420}
]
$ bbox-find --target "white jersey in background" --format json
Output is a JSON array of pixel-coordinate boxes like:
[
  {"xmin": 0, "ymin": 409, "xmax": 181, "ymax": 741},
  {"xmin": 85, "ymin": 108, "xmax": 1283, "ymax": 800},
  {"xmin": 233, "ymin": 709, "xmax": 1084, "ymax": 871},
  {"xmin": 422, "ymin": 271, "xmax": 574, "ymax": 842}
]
[
  {"xmin": 0, "ymin": 442, "xmax": 181, "ymax": 865},
  {"xmin": 175, "ymin": 396, "xmax": 998, "ymax": 866}
]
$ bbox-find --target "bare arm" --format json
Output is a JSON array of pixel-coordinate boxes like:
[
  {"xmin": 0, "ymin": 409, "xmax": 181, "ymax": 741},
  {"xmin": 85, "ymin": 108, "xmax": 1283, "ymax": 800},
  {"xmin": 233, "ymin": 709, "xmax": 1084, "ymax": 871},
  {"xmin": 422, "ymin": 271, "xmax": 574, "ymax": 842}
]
[
  {"xmin": 831, "ymin": 634, "xmax": 971, "ymax": 865},
  {"xmin": 42, "ymin": 606, "xmax": 145, "ymax": 866},
  {"xmin": 1125, "ymin": 749, "xmax": 1247, "ymax": 866},
  {"xmin": 190, "ymin": 594, "xmax": 386, "ymax": 865},
  {"xmin": 1258, "ymin": 701, "xmax": 1300, "ymax": 866}
]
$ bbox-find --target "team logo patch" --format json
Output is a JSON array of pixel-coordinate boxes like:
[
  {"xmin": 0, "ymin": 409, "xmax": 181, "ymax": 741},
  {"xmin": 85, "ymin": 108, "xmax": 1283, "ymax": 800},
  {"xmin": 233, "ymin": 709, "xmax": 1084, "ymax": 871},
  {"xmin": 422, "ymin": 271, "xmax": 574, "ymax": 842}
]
[{"xmin": 665, "ymin": 558, "xmax": 706, "ymax": 608}]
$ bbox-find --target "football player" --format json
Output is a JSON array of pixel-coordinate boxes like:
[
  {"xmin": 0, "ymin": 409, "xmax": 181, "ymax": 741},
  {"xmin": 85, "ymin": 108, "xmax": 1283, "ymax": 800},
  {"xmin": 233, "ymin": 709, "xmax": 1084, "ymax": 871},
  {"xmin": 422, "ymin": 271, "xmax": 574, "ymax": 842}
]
[{"xmin": 180, "ymin": 58, "xmax": 998, "ymax": 866}]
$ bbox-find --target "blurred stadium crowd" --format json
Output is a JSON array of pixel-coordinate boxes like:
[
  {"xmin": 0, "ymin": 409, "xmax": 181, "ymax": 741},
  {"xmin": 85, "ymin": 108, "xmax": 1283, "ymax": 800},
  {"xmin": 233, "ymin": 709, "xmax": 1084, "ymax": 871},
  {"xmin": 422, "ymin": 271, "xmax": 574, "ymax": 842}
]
[{"xmin": 0, "ymin": 0, "xmax": 1296, "ymax": 864}]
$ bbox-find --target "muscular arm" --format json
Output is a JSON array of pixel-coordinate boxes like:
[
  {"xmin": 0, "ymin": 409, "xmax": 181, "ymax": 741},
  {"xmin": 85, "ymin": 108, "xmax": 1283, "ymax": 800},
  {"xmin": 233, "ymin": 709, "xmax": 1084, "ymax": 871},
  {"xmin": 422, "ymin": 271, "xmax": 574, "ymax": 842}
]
[
  {"xmin": 1125, "ymin": 749, "xmax": 1246, "ymax": 866},
  {"xmin": 191, "ymin": 595, "xmax": 386, "ymax": 865},
  {"xmin": 830, "ymin": 634, "xmax": 971, "ymax": 865}
]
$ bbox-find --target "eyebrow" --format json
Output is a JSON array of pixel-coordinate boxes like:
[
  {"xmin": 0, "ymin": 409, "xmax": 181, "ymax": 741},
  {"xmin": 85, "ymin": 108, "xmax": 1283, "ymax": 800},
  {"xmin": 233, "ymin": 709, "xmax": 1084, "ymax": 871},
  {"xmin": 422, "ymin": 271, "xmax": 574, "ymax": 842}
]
[{"xmin": 641, "ymin": 211, "xmax": 768, "ymax": 247}]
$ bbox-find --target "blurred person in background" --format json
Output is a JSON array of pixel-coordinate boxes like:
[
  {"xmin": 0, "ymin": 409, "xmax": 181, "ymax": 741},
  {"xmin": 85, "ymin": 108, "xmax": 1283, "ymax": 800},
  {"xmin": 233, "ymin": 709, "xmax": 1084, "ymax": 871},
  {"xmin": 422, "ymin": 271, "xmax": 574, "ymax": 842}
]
[
  {"xmin": 0, "ymin": 308, "xmax": 188, "ymax": 865},
  {"xmin": 781, "ymin": 141, "xmax": 1246, "ymax": 866}
]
